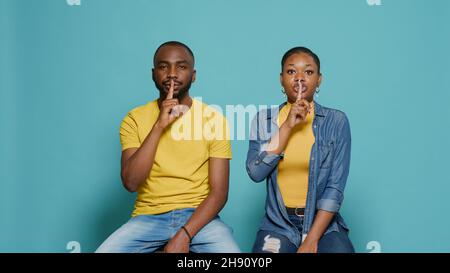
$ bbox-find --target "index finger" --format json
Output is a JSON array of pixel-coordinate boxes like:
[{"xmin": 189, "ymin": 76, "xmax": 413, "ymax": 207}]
[
  {"xmin": 296, "ymin": 81, "xmax": 303, "ymax": 101},
  {"xmin": 166, "ymin": 79, "xmax": 174, "ymax": 100}
]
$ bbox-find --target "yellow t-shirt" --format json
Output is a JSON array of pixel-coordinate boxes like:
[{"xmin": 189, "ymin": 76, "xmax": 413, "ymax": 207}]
[
  {"xmin": 276, "ymin": 102, "xmax": 315, "ymax": 208},
  {"xmin": 119, "ymin": 98, "xmax": 232, "ymax": 216}
]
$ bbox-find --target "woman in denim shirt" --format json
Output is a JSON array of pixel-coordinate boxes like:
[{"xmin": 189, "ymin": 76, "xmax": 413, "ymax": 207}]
[{"xmin": 246, "ymin": 47, "xmax": 354, "ymax": 253}]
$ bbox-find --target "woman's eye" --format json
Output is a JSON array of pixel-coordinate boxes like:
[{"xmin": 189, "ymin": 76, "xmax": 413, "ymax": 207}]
[
  {"xmin": 287, "ymin": 69, "xmax": 295, "ymax": 75},
  {"xmin": 305, "ymin": 70, "xmax": 314, "ymax": 75}
]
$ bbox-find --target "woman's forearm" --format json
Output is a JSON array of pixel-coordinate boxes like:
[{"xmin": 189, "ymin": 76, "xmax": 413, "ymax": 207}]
[
  {"xmin": 265, "ymin": 122, "xmax": 292, "ymax": 155},
  {"xmin": 304, "ymin": 210, "xmax": 335, "ymax": 243}
]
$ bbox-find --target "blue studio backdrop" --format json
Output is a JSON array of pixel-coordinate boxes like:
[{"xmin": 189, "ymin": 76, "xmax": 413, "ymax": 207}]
[{"xmin": 1, "ymin": 0, "xmax": 450, "ymax": 253}]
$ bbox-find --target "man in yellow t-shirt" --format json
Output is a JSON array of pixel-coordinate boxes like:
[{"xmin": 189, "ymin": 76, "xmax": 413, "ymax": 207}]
[{"xmin": 96, "ymin": 41, "xmax": 240, "ymax": 253}]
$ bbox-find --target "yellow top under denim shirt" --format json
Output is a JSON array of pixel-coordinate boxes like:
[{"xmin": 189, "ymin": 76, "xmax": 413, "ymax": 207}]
[{"xmin": 276, "ymin": 102, "xmax": 315, "ymax": 208}]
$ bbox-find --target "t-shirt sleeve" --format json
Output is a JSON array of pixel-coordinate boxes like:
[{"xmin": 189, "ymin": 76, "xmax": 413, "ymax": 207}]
[
  {"xmin": 119, "ymin": 112, "xmax": 141, "ymax": 151},
  {"xmin": 209, "ymin": 115, "xmax": 232, "ymax": 159}
]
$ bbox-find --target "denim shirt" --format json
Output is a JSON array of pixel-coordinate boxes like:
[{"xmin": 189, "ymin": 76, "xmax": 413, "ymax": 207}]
[{"xmin": 246, "ymin": 101, "xmax": 351, "ymax": 247}]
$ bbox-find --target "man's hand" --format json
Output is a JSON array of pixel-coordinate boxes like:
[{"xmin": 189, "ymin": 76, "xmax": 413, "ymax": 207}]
[
  {"xmin": 155, "ymin": 79, "xmax": 185, "ymax": 129},
  {"xmin": 164, "ymin": 228, "xmax": 190, "ymax": 253}
]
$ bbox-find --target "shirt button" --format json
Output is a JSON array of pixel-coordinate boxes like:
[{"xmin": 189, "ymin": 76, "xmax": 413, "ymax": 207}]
[
  {"xmin": 311, "ymin": 157, "xmax": 314, "ymax": 160},
  {"xmin": 255, "ymin": 160, "xmax": 260, "ymax": 165}
]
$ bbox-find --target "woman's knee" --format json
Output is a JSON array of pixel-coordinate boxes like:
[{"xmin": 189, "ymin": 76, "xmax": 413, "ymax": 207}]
[
  {"xmin": 252, "ymin": 230, "xmax": 297, "ymax": 253},
  {"xmin": 318, "ymin": 228, "xmax": 355, "ymax": 253}
]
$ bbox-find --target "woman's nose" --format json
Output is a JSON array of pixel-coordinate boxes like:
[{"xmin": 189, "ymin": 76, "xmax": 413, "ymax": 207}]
[{"xmin": 294, "ymin": 75, "xmax": 304, "ymax": 82}]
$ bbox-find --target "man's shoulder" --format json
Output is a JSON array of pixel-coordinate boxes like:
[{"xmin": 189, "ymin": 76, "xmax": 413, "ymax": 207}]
[{"xmin": 125, "ymin": 100, "xmax": 158, "ymax": 119}]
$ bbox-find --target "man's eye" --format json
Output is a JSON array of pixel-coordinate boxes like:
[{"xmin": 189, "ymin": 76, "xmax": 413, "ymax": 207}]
[
  {"xmin": 159, "ymin": 65, "xmax": 167, "ymax": 69},
  {"xmin": 287, "ymin": 69, "xmax": 295, "ymax": 74},
  {"xmin": 178, "ymin": 65, "xmax": 187, "ymax": 69}
]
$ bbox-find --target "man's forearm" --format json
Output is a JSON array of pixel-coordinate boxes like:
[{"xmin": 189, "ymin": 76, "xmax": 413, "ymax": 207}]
[
  {"xmin": 181, "ymin": 191, "xmax": 227, "ymax": 238},
  {"xmin": 121, "ymin": 123, "xmax": 164, "ymax": 192}
]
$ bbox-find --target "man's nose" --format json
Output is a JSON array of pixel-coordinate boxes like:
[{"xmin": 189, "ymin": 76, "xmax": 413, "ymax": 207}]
[{"xmin": 168, "ymin": 66, "xmax": 177, "ymax": 79}]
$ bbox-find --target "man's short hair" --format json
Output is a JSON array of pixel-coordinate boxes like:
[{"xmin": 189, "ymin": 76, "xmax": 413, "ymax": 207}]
[{"xmin": 153, "ymin": 41, "xmax": 195, "ymax": 66}]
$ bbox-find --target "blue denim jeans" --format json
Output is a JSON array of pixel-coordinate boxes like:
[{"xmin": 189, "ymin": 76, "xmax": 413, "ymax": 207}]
[
  {"xmin": 252, "ymin": 214, "xmax": 355, "ymax": 253},
  {"xmin": 96, "ymin": 208, "xmax": 241, "ymax": 253}
]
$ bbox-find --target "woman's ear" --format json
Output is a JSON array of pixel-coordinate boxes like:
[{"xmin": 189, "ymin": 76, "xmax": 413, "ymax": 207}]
[{"xmin": 318, "ymin": 74, "xmax": 323, "ymax": 87}]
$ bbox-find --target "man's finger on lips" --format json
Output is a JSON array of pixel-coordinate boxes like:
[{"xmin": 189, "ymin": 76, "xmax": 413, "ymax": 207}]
[{"xmin": 166, "ymin": 79, "xmax": 174, "ymax": 100}]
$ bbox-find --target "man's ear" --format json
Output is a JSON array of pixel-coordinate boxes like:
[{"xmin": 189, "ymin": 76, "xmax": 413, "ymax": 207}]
[
  {"xmin": 192, "ymin": 70, "xmax": 197, "ymax": 83},
  {"xmin": 151, "ymin": 68, "xmax": 155, "ymax": 82}
]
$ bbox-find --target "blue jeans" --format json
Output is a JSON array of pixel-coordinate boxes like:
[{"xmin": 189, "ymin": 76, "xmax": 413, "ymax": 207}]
[
  {"xmin": 252, "ymin": 214, "xmax": 355, "ymax": 253},
  {"xmin": 96, "ymin": 208, "xmax": 241, "ymax": 253}
]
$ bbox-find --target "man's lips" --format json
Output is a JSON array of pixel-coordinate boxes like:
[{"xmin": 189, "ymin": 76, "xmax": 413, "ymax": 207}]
[{"xmin": 164, "ymin": 83, "xmax": 181, "ymax": 90}]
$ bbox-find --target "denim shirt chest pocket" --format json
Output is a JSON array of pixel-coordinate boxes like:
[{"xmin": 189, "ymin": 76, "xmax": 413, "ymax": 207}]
[
  {"xmin": 317, "ymin": 140, "xmax": 334, "ymax": 169},
  {"xmin": 316, "ymin": 140, "xmax": 334, "ymax": 191}
]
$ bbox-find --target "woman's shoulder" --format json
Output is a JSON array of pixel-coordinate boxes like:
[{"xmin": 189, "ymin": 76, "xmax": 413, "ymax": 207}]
[{"xmin": 316, "ymin": 102, "xmax": 349, "ymax": 123}]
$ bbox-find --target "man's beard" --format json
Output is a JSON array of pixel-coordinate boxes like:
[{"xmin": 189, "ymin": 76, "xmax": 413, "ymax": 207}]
[{"xmin": 155, "ymin": 78, "xmax": 192, "ymax": 101}]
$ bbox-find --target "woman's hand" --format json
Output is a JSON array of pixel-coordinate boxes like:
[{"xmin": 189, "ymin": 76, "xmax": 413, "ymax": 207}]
[
  {"xmin": 297, "ymin": 239, "xmax": 318, "ymax": 253},
  {"xmin": 286, "ymin": 99, "xmax": 311, "ymax": 128},
  {"xmin": 286, "ymin": 81, "xmax": 311, "ymax": 128}
]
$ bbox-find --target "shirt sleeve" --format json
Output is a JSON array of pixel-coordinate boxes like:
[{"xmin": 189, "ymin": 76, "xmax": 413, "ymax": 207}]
[
  {"xmin": 209, "ymin": 114, "xmax": 232, "ymax": 159},
  {"xmin": 246, "ymin": 109, "xmax": 283, "ymax": 182},
  {"xmin": 119, "ymin": 112, "xmax": 141, "ymax": 151},
  {"xmin": 316, "ymin": 113, "xmax": 351, "ymax": 213}
]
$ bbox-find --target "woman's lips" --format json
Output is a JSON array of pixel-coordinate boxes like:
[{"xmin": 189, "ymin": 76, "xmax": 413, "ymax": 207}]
[{"xmin": 294, "ymin": 84, "xmax": 307, "ymax": 93}]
